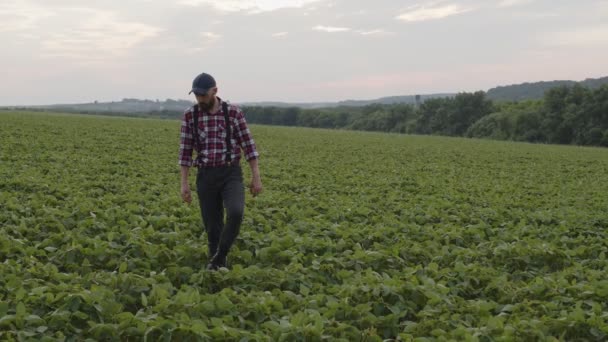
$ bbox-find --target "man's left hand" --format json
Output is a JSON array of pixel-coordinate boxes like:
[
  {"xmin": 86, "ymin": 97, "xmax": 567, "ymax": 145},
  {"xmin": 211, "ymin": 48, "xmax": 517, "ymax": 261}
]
[{"xmin": 250, "ymin": 176, "xmax": 263, "ymax": 197}]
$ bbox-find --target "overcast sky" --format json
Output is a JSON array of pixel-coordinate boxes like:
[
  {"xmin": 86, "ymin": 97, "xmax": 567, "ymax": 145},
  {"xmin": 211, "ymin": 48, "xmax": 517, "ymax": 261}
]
[{"xmin": 1, "ymin": 0, "xmax": 607, "ymax": 105}]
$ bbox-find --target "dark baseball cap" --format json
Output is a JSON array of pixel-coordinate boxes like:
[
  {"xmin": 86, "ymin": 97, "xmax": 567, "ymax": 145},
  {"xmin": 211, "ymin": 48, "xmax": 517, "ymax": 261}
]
[{"xmin": 189, "ymin": 72, "xmax": 216, "ymax": 95}]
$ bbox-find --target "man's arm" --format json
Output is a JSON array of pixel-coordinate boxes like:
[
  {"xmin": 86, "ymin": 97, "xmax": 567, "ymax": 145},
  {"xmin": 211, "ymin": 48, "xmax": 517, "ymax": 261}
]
[
  {"xmin": 179, "ymin": 109, "xmax": 194, "ymax": 203},
  {"xmin": 181, "ymin": 165, "xmax": 192, "ymax": 204},
  {"xmin": 232, "ymin": 106, "xmax": 262, "ymax": 196},
  {"xmin": 248, "ymin": 158, "xmax": 262, "ymax": 196}
]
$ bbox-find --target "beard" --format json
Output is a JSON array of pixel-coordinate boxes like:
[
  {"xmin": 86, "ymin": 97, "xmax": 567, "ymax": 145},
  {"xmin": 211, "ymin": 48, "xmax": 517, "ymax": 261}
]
[{"xmin": 198, "ymin": 96, "xmax": 215, "ymax": 111}]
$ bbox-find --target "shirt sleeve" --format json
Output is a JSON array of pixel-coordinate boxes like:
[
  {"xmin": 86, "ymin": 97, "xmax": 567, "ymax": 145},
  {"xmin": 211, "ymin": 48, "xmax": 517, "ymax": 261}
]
[
  {"xmin": 178, "ymin": 109, "xmax": 194, "ymax": 167},
  {"xmin": 233, "ymin": 106, "xmax": 259, "ymax": 161}
]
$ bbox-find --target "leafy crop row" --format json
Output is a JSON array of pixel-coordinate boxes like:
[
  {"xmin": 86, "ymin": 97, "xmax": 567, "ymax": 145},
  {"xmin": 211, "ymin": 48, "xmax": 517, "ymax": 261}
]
[{"xmin": 1, "ymin": 111, "xmax": 608, "ymax": 341}]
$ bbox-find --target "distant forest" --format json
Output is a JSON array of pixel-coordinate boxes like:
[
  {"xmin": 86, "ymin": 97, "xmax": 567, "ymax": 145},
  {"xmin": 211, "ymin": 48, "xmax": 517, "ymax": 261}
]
[
  {"xmin": 4, "ymin": 77, "xmax": 608, "ymax": 147},
  {"xmin": 243, "ymin": 84, "xmax": 608, "ymax": 147}
]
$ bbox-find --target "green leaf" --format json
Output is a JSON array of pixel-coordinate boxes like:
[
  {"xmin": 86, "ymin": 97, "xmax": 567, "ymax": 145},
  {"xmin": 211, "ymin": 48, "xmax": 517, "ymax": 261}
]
[
  {"xmin": 16, "ymin": 302, "xmax": 26, "ymax": 317},
  {"xmin": 0, "ymin": 315, "xmax": 15, "ymax": 328},
  {"xmin": 0, "ymin": 302, "xmax": 8, "ymax": 317},
  {"xmin": 215, "ymin": 295, "xmax": 233, "ymax": 311}
]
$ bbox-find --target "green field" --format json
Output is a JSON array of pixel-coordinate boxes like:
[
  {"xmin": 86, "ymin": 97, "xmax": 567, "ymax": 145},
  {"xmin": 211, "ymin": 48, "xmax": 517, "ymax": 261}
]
[{"xmin": 1, "ymin": 111, "xmax": 608, "ymax": 341}]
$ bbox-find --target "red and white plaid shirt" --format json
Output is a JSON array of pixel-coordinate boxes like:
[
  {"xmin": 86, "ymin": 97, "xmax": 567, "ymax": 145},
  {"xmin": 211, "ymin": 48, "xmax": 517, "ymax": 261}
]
[{"xmin": 178, "ymin": 98, "xmax": 259, "ymax": 168}]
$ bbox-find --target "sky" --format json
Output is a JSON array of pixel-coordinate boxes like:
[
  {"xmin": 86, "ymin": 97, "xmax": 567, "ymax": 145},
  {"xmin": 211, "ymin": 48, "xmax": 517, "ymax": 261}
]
[{"xmin": 1, "ymin": 0, "xmax": 607, "ymax": 105}]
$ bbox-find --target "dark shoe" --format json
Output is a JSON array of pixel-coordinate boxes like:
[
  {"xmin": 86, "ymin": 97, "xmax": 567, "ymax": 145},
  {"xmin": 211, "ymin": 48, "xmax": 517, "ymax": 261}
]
[{"xmin": 206, "ymin": 252, "xmax": 227, "ymax": 271}]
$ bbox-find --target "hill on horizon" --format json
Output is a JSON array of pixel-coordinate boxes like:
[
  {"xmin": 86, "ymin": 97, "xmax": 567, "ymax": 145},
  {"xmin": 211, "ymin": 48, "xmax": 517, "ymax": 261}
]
[
  {"xmin": 485, "ymin": 76, "xmax": 608, "ymax": 102},
  {"xmin": 4, "ymin": 75, "xmax": 607, "ymax": 113}
]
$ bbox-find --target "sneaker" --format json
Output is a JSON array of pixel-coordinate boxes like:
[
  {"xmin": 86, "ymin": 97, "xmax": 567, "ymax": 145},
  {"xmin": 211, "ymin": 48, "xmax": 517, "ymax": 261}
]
[{"xmin": 206, "ymin": 252, "xmax": 227, "ymax": 271}]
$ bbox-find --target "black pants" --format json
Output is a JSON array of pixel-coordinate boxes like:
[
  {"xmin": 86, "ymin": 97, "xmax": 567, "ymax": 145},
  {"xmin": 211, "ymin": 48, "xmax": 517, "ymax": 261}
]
[{"xmin": 196, "ymin": 165, "xmax": 245, "ymax": 260}]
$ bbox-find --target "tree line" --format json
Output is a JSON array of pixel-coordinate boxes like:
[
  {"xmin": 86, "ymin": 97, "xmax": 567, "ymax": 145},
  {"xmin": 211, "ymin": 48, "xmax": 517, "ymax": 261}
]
[
  {"xmin": 242, "ymin": 84, "xmax": 608, "ymax": 147},
  {"xmin": 5, "ymin": 83, "xmax": 606, "ymax": 147}
]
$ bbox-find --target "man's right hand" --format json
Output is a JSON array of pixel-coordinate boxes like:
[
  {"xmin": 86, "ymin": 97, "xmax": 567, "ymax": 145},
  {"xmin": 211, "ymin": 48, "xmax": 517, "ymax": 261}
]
[{"xmin": 181, "ymin": 185, "xmax": 192, "ymax": 204}]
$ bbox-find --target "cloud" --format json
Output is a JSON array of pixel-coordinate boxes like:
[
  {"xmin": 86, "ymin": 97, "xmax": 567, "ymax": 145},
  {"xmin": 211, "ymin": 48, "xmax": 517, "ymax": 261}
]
[
  {"xmin": 0, "ymin": 2, "xmax": 162, "ymax": 62},
  {"xmin": 543, "ymin": 26, "xmax": 608, "ymax": 47},
  {"xmin": 177, "ymin": 0, "xmax": 326, "ymax": 13},
  {"xmin": 272, "ymin": 32, "xmax": 289, "ymax": 37},
  {"xmin": 318, "ymin": 72, "xmax": 448, "ymax": 92},
  {"xmin": 313, "ymin": 25, "xmax": 351, "ymax": 33},
  {"xmin": 0, "ymin": 1, "xmax": 54, "ymax": 32},
  {"xmin": 201, "ymin": 31, "xmax": 221, "ymax": 41},
  {"xmin": 357, "ymin": 29, "xmax": 394, "ymax": 36},
  {"xmin": 313, "ymin": 26, "xmax": 393, "ymax": 36},
  {"xmin": 39, "ymin": 8, "xmax": 163, "ymax": 62},
  {"xmin": 497, "ymin": 0, "xmax": 533, "ymax": 8},
  {"xmin": 336, "ymin": 9, "xmax": 367, "ymax": 18},
  {"xmin": 189, "ymin": 31, "xmax": 222, "ymax": 52},
  {"xmin": 515, "ymin": 11, "xmax": 559, "ymax": 19},
  {"xmin": 396, "ymin": 3, "xmax": 473, "ymax": 22}
]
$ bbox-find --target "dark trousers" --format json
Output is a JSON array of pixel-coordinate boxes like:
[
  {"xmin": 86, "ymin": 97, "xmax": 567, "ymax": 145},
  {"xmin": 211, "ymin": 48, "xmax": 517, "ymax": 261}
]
[{"xmin": 196, "ymin": 165, "xmax": 245, "ymax": 260}]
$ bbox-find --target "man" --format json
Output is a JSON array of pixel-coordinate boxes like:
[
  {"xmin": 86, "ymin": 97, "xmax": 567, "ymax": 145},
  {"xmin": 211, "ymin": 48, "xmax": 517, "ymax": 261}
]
[{"xmin": 178, "ymin": 72, "xmax": 262, "ymax": 270}]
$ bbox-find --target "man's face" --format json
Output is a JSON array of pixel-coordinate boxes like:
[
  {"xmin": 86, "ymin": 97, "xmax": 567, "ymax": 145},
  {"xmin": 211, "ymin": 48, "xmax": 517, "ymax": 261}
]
[{"xmin": 195, "ymin": 88, "xmax": 217, "ymax": 110}]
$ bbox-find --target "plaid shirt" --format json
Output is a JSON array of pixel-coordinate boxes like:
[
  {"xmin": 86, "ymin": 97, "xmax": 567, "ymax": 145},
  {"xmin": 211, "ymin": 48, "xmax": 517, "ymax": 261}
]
[{"xmin": 178, "ymin": 98, "xmax": 259, "ymax": 168}]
